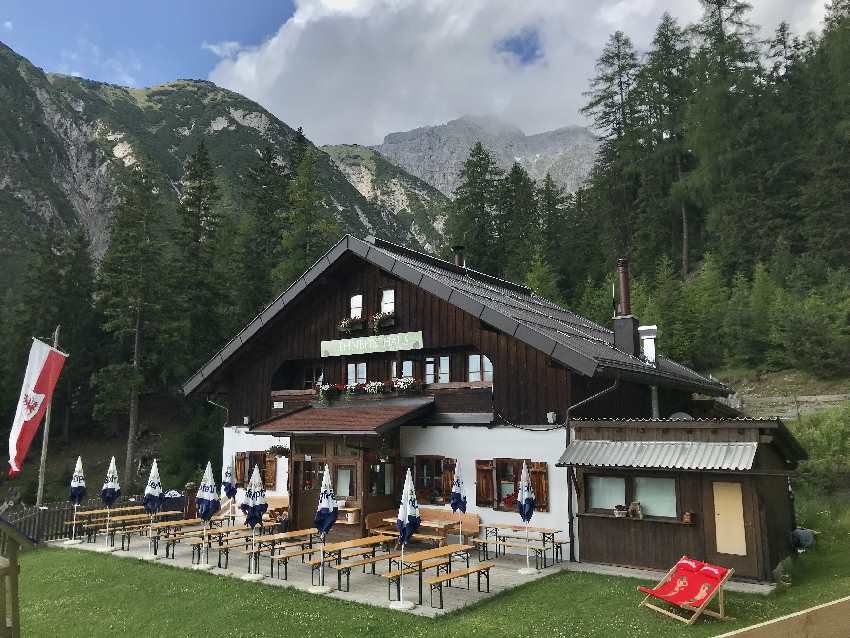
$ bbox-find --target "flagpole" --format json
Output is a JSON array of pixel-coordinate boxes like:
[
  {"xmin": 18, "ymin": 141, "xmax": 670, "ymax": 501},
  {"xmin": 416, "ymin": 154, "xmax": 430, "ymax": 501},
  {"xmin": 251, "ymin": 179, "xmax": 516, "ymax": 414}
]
[{"xmin": 34, "ymin": 325, "xmax": 60, "ymax": 540}]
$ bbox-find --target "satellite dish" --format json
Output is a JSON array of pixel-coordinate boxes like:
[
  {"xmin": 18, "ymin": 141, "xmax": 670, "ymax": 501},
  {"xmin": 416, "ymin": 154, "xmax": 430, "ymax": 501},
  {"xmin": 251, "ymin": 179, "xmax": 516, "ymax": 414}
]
[{"xmin": 668, "ymin": 412, "xmax": 694, "ymax": 421}]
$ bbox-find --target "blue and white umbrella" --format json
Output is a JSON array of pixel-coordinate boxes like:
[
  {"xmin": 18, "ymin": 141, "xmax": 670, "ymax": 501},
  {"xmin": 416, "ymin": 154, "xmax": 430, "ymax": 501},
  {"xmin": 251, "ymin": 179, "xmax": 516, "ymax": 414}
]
[
  {"xmin": 394, "ymin": 469, "xmax": 421, "ymax": 608},
  {"xmin": 143, "ymin": 459, "xmax": 164, "ymax": 515},
  {"xmin": 100, "ymin": 456, "xmax": 120, "ymax": 546},
  {"xmin": 313, "ymin": 464, "xmax": 338, "ymax": 588},
  {"xmin": 222, "ymin": 459, "xmax": 237, "ymax": 522},
  {"xmin": 66, "ymin": 456, "xmax": 86, "ymax": 543},
  {"xmin": 450, "ymin": 460, "xmax": 467, "ymax": 542},
  {"xmin": 517, "ymin": 460, "xmax": 536, "ymax": 573},
  {"xmin": 240, "ymin": 465, "xmax": 267, "ymax": 576},
  {"xmin": 196, "ymin": 461, "xmax": 221, "ymax": 522},
  {"xmin": 195, "ymin": 461, "xmax": 221, "ymax": 567},
  {"xmin": 143, "ymin": 460, "xmax": 164, "ymax": 556}
]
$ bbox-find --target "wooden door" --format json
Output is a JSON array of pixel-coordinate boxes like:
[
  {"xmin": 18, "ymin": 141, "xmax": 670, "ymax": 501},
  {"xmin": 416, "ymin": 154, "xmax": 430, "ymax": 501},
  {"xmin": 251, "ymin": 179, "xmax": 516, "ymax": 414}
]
[
  {"xmin": 293, "ymin": 461, "xmax": 321, "ymax": 530},
  {"xmin": 703, "ymin": 478, "xmax": 761, "ymax": 577}
]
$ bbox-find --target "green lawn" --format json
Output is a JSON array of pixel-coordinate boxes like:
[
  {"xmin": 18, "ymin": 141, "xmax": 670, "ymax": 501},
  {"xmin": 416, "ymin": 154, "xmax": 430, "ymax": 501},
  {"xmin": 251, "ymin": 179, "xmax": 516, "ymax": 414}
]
[{"xmin": 20, "ymin": 495, "xmax": 850, "ymax": 638}]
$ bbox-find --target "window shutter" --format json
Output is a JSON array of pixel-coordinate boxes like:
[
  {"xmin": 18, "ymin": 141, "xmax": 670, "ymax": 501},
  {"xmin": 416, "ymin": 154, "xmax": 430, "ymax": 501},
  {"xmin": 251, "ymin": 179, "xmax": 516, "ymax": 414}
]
[
  {"xmin": 234, "ymin": 452, "xmax": 246, "ymax": 486},
  {"xmin": 263, "ymin": 452, "xmax": 278, "ymax": 490},
  {"xmin": 441, "ymin": 458, "xmax": 456, "ymax": 499},
  {"xmin": 475, "ymin": 459, "xmax": 494, "ymax": 507},
  {"xmin": 249, "ymin": 451, "xmax": 265, "ymax": 484},
  {"xmin": 529, "ymin": 461, "xmax": 549, "ymax": 512}
]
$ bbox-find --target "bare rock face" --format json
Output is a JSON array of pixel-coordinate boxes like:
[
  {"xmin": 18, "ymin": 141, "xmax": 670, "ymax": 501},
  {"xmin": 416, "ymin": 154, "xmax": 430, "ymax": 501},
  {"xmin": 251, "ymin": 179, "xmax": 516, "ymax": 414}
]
[{"xmin": 372, "ymin": 115, "xmax": 599, "ymax": 196}]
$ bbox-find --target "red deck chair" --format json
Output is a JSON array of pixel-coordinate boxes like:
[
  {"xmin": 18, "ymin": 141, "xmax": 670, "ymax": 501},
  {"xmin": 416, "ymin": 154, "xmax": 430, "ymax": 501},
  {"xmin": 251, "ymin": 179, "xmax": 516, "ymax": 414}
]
[{"xmin": 638, "ymin": 555, "xmax": 735, "ymax": 625}]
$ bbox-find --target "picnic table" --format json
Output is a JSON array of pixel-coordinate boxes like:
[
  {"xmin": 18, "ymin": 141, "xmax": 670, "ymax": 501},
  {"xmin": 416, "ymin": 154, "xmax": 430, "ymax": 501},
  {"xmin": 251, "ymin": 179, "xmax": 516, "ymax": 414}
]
[
  {"xmin": 478, "ymin": 523, "xmax": 563, "ymax": 567},
  {"xmin": 397, "ymin": 543, "xmax": 473, "ymax": 605},
  {"xmin": 381, "ymin": 517, "xmax": 459, "ymax": 532},
  {"xmin": 313, "ymin": 535, "xmax": 395, "ymax": 585},
  {"xmin": 76, "ymin": 505, "xmax": 145, "ymax": 518},
  {"xmin": 244, "ymin": 528, "xmax": 318, "ymax": 575}
]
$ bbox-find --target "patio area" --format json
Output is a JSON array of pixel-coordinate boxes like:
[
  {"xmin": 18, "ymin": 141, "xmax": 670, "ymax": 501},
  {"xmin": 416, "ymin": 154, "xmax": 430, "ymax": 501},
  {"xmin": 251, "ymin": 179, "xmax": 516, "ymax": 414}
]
[{"xmin": 51, "ymin": 530, "xmax": 564, "ymax": 617}]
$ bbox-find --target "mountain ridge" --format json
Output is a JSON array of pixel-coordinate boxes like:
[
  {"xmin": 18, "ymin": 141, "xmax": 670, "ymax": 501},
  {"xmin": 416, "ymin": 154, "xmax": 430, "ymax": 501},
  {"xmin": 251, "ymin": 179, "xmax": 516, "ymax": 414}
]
[{"xmin": 372, "ymin": 115, "xmax": 599, "ymax": 196}]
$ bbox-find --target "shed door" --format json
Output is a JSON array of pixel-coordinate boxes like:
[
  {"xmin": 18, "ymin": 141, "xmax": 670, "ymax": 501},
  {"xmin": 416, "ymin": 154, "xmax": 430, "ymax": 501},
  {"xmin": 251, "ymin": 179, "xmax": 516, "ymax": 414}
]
[
  {"xmin": 713, "ymin": 482, "xmax": 746, "ymax": 555},
  {"xmin": 704, "ymin": 479, "xmax": 761, "ymax": 578}
]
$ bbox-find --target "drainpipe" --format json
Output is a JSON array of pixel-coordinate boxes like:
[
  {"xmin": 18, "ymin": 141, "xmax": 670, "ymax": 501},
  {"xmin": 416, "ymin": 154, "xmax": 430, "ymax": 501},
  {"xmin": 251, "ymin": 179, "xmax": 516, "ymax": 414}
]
[{"xmin": 565, "ymin": 375, "xmax": 620, "ymax": 562}]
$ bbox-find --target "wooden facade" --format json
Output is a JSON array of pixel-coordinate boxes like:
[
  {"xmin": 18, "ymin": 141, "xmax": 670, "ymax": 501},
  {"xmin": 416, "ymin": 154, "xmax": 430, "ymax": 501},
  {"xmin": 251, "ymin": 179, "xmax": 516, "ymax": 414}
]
[{"xmin": 570, "ymin": 420, "xmax": 802, "ymax": 581}]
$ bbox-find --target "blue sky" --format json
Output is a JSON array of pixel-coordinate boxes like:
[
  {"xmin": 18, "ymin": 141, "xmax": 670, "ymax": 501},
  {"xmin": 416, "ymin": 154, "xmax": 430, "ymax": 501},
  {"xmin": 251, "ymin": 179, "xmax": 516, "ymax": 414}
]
[{"xmin": 0, "ymin": 0, "xmax": 295, "ymax": 86}]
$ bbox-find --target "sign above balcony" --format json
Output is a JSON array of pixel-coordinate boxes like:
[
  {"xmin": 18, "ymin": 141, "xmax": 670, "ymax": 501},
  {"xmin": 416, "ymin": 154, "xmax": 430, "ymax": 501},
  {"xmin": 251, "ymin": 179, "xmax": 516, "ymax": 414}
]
[{"xmin": 321, "ymin": 331, "xmax": 424, "ymax": 357}]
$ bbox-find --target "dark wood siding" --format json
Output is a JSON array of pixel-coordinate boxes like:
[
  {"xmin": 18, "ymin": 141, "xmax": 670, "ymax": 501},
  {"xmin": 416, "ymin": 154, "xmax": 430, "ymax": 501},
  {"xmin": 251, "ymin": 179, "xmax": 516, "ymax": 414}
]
[{"xmin": 216, "ymin": 256, "xmax": 574, "ymax": 425}]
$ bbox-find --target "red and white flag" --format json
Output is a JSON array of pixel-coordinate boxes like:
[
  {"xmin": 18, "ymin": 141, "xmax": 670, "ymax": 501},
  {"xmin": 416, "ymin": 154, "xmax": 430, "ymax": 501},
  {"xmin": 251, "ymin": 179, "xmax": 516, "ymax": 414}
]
[{"xmin": 8, "ymin": 338, "xmax": 67, "ymax": 478}]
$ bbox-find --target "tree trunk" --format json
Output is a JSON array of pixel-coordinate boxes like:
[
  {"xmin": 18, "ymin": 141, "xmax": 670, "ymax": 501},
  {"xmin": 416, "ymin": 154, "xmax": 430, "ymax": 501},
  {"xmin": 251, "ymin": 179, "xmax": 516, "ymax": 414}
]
[
  {"xmin": 677, "ymin": 153, "xmax": 688, "ymax": 280},
  {"xmin": 124, "ymin": 307, "xmax": 142, "ymax": 491}
]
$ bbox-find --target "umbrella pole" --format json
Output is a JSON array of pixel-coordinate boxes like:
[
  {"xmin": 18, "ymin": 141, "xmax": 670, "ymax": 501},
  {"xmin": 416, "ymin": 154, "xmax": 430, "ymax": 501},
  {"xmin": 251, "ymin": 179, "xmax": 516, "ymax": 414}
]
[
  {"xmin": 399, "ymin": 543, "xmax": 405, "ymax": 604},
  {"xmin": 525, "ymin": 521, "xmax": 530, "ymax": 570},
  {"xmin": 148, "ymin": 514, "xmax": 154, "ymax": 555},
  {"xmin": 105, "ymin": 507, "xmax": 110, "ymax": 547},
  {"xmin": 204, "ymin": 522, "xmax": 208, "ymax": 565},
  {"xmin": 320, "ymin": 537, "xmax": 325, "ymax": 586},
  {"xmin": 71, "ymin": 504, "xmax": 77, "ymax": 542},
  {"xmin": 251, "ymin": 528, "xmax": 256, "ymax": 574}
]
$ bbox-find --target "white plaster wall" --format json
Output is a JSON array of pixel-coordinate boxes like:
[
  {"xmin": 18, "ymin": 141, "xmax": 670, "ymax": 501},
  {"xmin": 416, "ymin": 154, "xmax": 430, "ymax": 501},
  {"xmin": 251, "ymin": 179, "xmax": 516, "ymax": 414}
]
[
  {"xmin": 400, "ymin": 425, "xmax": 579, "ymax": 557},
  {"xmin": 221, "ymin": 427, "xmax": 289, "ymax": 499}
]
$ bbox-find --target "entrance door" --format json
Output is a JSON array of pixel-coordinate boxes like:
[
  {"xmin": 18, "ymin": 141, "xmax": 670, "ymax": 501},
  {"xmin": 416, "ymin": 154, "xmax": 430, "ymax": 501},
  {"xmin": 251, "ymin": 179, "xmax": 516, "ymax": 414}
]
[
  {"xmin": 704, "ymin": 479, "xmax": 760, "ymax": 578},
  {"xmin": 292, "ymin": 460, "xmax": 321, "ymax": 529}
]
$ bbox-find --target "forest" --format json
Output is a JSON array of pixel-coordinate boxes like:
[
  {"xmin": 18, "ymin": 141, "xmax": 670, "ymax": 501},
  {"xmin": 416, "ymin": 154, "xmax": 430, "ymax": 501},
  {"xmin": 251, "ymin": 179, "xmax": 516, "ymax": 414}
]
[{"xmin": 0, "ymin": 0, "xmax": 847, "ymax": 494}]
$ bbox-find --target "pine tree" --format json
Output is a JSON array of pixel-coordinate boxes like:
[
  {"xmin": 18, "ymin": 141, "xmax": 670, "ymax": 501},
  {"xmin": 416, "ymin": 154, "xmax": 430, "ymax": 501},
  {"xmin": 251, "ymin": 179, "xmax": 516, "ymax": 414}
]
[
  {"xmin": 273, "ymin": 149, "xmax": 340, "ymax": 288},
  {"xmin": 445, "ymin": 142, "xmax": 502, "ymax": 275},
  {"xmin": 95, "ymin": 166, "xmax": 167, "ymax": 489},
  {"xmin": 524, "ymin": 249, "xmax": 563, "ymax": 304},
  {"xmin": 175, "ymin": 141, "xmax": 222, "ymax": 366},
  {"xmin": 496, "ymin": 162, "xmax": 538, "ymax": 281},
  {"xmin": 237, "ymin": 145, "xmax": 290, "ymax": 318}
]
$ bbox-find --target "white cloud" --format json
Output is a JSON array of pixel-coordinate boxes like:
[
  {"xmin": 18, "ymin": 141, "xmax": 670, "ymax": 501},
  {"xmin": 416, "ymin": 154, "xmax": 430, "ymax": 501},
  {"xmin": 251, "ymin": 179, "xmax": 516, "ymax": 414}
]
[
  {"xmin": 209, "ymin": 0, "xmax": 826, "ymax": 145},
  {"xmin": 201, "ymin": 40, "xmax": 243, "ymax": 59},
  {"xmin": 57, "ymin": 37, "xmax": 142, "ymax": 86},
  {"xmin": 3, "ymin": 21, "xmax": 12, "ymax": 30}
]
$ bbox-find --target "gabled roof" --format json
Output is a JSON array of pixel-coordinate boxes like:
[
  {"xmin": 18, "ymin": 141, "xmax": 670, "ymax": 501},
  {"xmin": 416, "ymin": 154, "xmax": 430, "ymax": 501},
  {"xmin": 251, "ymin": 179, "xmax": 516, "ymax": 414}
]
[
  {"xmin": 249, "ymin": 397, "xmax": 434, "ymax": 435},
  {"xmin": 182, "ymin": 235, "xmax": 729, "ymax": 397}
]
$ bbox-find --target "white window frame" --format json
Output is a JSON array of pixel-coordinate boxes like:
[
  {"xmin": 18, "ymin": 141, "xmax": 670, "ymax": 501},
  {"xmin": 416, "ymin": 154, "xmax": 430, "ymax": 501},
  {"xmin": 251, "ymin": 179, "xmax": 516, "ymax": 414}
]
[
  {"xmin": 347, "ymin": 362, "xmax": 367, "ymax": 385},
  {"xmin": 381, "ymin": 289, "xmax": 395, "ymax": 314},
  {"xmin": 350, "ymin": 294, "xmax": 363, "ymax": 319}
]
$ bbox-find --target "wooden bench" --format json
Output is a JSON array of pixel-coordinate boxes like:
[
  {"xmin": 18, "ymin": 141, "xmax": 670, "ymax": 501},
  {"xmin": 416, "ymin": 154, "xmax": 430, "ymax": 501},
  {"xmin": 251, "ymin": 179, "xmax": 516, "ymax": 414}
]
[
  {"xmin": 471, "ymin": 538, "xmax": 547, "ymax": 569},
  {"xmin": 375, "ymin": 528, "xmax": 446, "ymax": 546},
  {"xmin": 273, "ymin": 547, "xmax": 320, "ymax": 580},
  {"xmin": 382, "ymin": 558, "xmax": 450, "ymax": 601},
  {"xmin": 365, "ymin": 508, "xmax": 481, "ymax": 546},
  {"xmin": 331, "ymin": 551, "xmax": 401, "ymax": 592},
  {"xmin": 426, "ymin": 562, "xmax": 495, "ymax": 609},
  {"xmin": 306, "ymin": 549, "xmax": 374, "ymax": 586}
]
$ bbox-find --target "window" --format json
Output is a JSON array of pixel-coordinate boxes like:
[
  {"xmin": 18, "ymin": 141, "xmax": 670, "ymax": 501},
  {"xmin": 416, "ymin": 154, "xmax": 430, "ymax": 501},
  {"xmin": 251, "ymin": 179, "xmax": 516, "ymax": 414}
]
[
  {"xmin": 391, "ymin": 359, "xmax": 414, "ymax": 379},
  {"xmin": 479, "ymin": 459, "xmax": 550, "ymax": 511},
  {"xmin": 588, "ymin": 476, "xmax": 626, "ymax": 511},
  {"xmin": 303, "ymin": 366, "xmax": 324, "ymax": 390},
  {"xmin": 634, "ymin": 477, "xmax": 677, "ymax": 518},
  {"xmin": 415, "ymin": 455, "xmax": 452, "ymax": 501},
  {"xmin": 334, "ymin": 440, "xmax": 359, "ymax": 457},
  {"xmin": 293, "ymin": 440, "xmax": 325, "ymax": 456},
  {"xmin": 335, "ymin": 465, "xmax": 355, "ymax": 498},
  {"xmin": 585, "ymin": 475, "xmax": 678, "ymax": 518},
  {"xmin": 368, "ymin": 461, "xmax": 395, "ymax": 496},
  {"xmin": 468, "ymin": 354, "xmax": 493, "ymax": 382},
  {"xmin": 425, "ymin": 355, "xmax": 450, "ymax": 384},
  {"xmin": 381, "ymin": 289, "xmax": 395, "ymax": 313},
  {"xmin": 301, "ymin": 461, "xmax": 322, "ymax": 491},
  {"xmin": 347, "ymin": 362, "xmax": 366, "ymax": 385},
  {"xmin": 475, "ymin": 460, "xmax": 494, "ymax": 507},
  {"xmin": 350, "ymin": 294, "xmax": 363, "ymax": 319}
]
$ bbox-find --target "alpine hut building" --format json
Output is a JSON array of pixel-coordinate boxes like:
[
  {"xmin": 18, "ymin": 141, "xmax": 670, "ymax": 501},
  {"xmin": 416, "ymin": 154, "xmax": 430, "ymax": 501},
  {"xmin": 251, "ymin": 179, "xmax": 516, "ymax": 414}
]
[{"xmin": 182, "ymin": 235, "xmax": 805, "ymax": 581}]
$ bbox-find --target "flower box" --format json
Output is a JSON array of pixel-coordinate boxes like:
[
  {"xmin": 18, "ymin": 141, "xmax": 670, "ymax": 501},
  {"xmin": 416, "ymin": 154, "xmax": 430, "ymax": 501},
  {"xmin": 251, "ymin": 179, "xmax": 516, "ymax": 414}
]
[{"xmin": 337, "ymin": 317, "xmax": 364, "ymax": 334}]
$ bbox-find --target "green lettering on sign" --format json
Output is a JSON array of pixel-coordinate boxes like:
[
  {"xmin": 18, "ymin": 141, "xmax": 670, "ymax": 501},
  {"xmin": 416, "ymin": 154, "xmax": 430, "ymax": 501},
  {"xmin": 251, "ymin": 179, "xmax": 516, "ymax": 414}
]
[{"xmin": 320, "ymin": 331, "xmax": 424, "ymax": 357}]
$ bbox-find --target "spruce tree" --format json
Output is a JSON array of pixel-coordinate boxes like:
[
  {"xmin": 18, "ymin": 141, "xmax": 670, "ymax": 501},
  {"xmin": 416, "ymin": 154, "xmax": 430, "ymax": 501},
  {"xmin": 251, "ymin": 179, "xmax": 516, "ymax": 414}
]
[
  {"xmin": 273, "ymin": 149, "xmax": 340, "ymax": 288},
  {"xmin": 524, "ymin": 249, "xmax": 563, "ymax": 304},
  {"xmin": 445, "ymin": 142, "xmax": 502, "ymax": 275},
  {"xmin": 496, "ymin": 162, "xmax": 538, "ymax": 281},
  {"xmin": 176, "ymin": 141, "xmax": 222, "ymax": 366},
  {"xmin": 95, "ymin": 166, "xmax": 167, "ymax": 489}
]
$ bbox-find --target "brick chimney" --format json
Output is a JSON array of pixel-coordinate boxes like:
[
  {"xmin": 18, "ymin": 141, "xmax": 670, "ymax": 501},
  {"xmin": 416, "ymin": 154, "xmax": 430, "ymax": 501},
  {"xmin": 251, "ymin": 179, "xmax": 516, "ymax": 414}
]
[{"xmin": 613, "ymin": 258, "xmax": 640, "ymax": 357}]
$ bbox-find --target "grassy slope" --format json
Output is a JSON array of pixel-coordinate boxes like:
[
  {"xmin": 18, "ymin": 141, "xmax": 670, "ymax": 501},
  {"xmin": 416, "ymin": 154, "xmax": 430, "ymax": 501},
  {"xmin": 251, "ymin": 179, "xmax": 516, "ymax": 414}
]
[
  {"xmin": 20, "ymin": 491, "xmax": 850, "ymax": 638},
  {"xmin": 712, "ymin": 367, "xmax": 850, "ymax": 398}
]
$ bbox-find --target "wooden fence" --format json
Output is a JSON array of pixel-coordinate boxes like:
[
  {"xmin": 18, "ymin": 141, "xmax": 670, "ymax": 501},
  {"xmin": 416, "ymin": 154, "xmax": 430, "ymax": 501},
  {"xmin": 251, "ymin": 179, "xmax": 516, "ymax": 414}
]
[
  {"xmin": 5, "ymin": 496, "xmax": 138, "ymax": 543},
  {"xmin": 713, "ymin": 595, "xmax": 850, "ymax": 638}
]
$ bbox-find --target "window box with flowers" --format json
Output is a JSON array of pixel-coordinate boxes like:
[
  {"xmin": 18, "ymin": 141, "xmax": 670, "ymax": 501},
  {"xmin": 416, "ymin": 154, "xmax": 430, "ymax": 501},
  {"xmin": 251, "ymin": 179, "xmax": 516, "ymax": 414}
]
[
  {"xmin": 337, "ymin": 317, "xmax": 364, "ymax": 334},
  {"xmin": 369, "ymin": 311, "xmax": 396, "ymax": 334},
  {"xmin": 317, "ymin": 378, "xmax": 423, "ymax": 403}
]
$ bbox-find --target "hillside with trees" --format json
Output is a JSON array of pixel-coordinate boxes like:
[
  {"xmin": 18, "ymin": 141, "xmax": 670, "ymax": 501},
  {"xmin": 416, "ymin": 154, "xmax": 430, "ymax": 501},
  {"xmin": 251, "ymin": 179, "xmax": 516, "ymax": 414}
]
[{"xmin": 445, "ymin": 0, "xmax": 850, "ymax": 378}]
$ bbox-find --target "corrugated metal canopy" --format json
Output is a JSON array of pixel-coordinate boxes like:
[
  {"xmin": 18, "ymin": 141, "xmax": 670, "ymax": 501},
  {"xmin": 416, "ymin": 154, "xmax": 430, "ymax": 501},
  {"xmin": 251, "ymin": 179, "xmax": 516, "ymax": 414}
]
[{"xmin": 557, "ymin": 440, "xmax": 758, "ymax": 471}]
